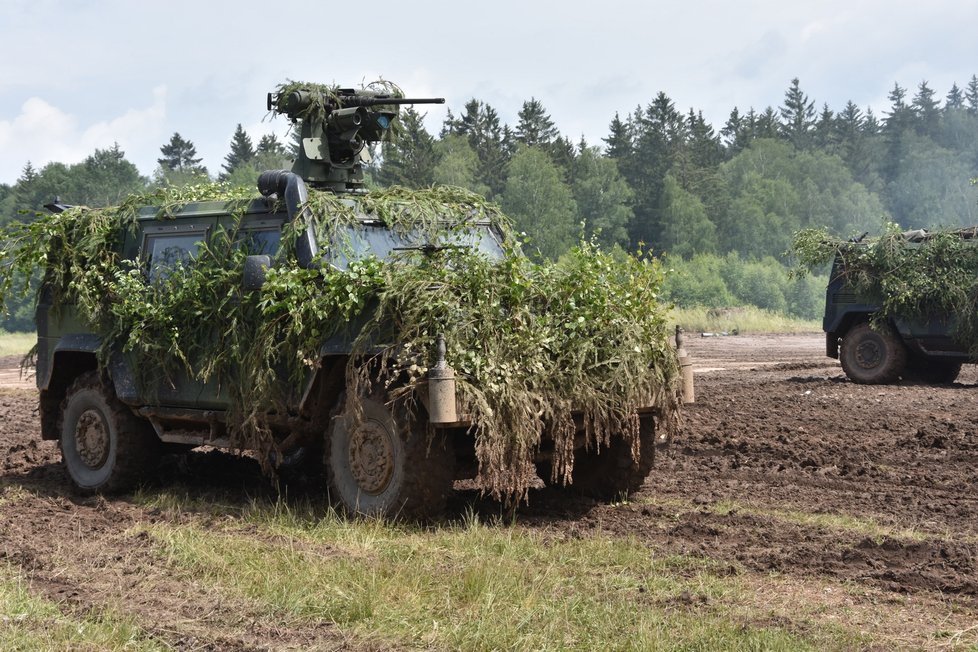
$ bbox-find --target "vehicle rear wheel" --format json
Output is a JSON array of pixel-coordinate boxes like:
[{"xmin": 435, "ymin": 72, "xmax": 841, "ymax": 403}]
[
  {"xmin": 840, "ymin": 321, "xmax": 907, "ymax": 385},
  {"xmin": 326, "ymin": 395, "xmax": 454, "ymax": 519},
  {"xmin": 59, "ymin": 371, "xmax": 161, "ymax": 493},
  {"xmin": 568, "ymin": 414, "xmax": 656, "ymax": 500}
]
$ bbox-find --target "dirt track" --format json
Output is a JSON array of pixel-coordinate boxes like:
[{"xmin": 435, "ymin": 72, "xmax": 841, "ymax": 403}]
[{"xmin": 2, "ymin": 336, "xmax": 978, "ymax": 649}]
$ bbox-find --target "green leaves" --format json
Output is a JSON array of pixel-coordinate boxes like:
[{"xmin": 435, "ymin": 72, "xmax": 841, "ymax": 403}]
[
  {"xmin": 0, "ymin": 183, "xmax": 680, "ymax": 505},
  {"xmin": 792, "ymin": 224, "xmax": 978, "ymax": 353}
]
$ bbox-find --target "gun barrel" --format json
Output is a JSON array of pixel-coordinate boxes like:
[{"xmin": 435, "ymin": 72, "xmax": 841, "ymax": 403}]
[{"xmin": 340, "ymin": 97, "xmax": 445, "ymax": 108}]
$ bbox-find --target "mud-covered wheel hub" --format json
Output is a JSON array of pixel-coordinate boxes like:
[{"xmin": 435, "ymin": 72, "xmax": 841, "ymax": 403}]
[
  {"xmin": 348, "ymin": 418, "xmax": 396, "ymax": 495},
  {"xmin": 854, "ymin": 339, "xmax": 882, "ymax": 369},
  {"xmin": 327, "ymin": 395, "xmax": 456, "ymax": 519},
  {"xmin": 75, "ymin": 409, "xmax": 110, "ymax": 469}
]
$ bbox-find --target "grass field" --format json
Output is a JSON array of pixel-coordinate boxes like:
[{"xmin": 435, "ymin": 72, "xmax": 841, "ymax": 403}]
[
  {"xmin": 669, "ymin": 306, "xmax": 820, "ymax": 335},
  {"xmin": 0, "ymin": 566, "xmax": 164, "ymax": 651},
  {"xmin": 0, "ymin": 331, "xmax": 34, "ymax": 357},
  {"xmin": 136, "ymin": 494, "xmax": 854, "ymax": 651}
]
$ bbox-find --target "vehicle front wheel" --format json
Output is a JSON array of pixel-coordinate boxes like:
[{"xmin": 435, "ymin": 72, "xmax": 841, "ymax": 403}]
[
  {"xmin": 840, "ymin": 321, "xmax": 907, "ymax": 385},
  {"xmin": 326, "ymin": 395, "xmax": 454, "ymax": 519},
  {"xmin": 59, "ymin": 371, "xmax": 160, "ymax": 493}
]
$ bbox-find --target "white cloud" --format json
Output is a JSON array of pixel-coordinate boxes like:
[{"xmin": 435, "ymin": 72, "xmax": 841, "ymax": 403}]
[
  {"xmin": 0, "ymin": 86, "xmax": 167, "ymax": 182},
  {"xmin": 1, "ymin": 1, "xmax": 978, "ymax": 183}
]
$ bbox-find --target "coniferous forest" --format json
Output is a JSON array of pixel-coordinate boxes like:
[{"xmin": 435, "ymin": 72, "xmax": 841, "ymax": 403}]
[{"xmin": 2, "ymin": 76, "xmax": 978, "ymax": 331}]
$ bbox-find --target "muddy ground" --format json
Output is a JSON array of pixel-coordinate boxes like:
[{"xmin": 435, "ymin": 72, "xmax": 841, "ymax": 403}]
[{"xmin": 1, "ymin": 335, "xmax": 977, "ymax": 649}]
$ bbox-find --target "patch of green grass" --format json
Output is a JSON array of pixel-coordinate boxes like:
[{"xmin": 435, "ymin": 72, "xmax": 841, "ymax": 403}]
[
  {"xmin": 136, "ymin": 493, "xmax": 860, "ymax": 651},
  {"xmin": 647, "ymin": 496, "xmax": 932, "ymax": 543},
  {"xmin": 670, "ymin": 306, "xmax": 819, "ymax": 335},
  {"xmin": 0, "ymin": 565, "xmax": 166, "ymax": 651},
  {"xmin": 0, "ymin": 331, "xmax": 34, "ymax": 357}
]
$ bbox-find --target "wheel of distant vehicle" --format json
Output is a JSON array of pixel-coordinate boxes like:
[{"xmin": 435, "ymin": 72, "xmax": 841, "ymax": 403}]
[
  {"xmin": 59, "ymin": 371, "xmax": 160, "ymax": 493},
  {"xmin": 903, "ymin": 357, "xmax": 962, "ymax": 384},
  {"xmin": 326, "ymin": 395, "xmax": 454, "ymax": 519},
  {"xmin": 840, "ymin": 321, "xmax": 907, "ymax": 384},
  {"xmin": 566, "ymin": 414, "xmax": 656, "ymax": 500}
]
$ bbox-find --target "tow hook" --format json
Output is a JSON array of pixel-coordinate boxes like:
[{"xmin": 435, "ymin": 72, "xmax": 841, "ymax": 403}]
[{"xmin": 428, "ymin": 333, "xmax": 458, "ymax": 424}]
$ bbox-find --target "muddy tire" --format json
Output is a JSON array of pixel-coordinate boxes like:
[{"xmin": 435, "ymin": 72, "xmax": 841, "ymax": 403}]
[
  {"xmin": 840, "ymin": 321, "xmax": 907, "ymax": 385},
  {"xmin": 326, "ymin": 396, "xmax": 454, "ymax": 519},
  {"xmin": 59, "ymin": 371, "xmax": 160, "ymax": 493},
  {"xmin": 569, "ymin": 414, "xmax": 656, "ymax": 500}
]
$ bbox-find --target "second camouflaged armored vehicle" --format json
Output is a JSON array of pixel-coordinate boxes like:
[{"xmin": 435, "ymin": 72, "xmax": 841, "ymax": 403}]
[{"xmin": 823, "ymin": 227, "xmax": 978, "ymax": 384}]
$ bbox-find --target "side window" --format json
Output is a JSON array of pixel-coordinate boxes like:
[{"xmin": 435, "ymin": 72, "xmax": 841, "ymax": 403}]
[
  {"xmin": 145, "ymin": 232, "xmax": 205, "ymax": 283},
  {"xmin": 239, "ymin": 228, "xmax": 282, "ymax": 256}
]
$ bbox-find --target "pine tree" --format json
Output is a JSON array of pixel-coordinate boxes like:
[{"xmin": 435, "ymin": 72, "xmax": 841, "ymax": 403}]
[
  {"xmin": 813, "ymin": 103, "xmax": 837, "ymax": 151},
  {"xmin": 440, "ymin": 99, "xmax": 509, "ymax": 195},
  {"xmin": 603, "ymin": 113, "xmax": 633, "ymax": 161},
  {"xmin": 438, "ymin": 108, "xmax": 456, "ymax": 138},
  {"xmin": 659, "ymin": 173, "xmax": 717, "ymax": 257},
  {"xmin": 501, "ymin": 125, "xmax": 518, "ymax": 160},
  {"xmin": 251, "ymin": 133, "xmax": 291, "ymax": 174},
  {"xmin": 911, "ymin": 81, "xmax": 940, "ymax": 138},
  {"xmin": 548, "ymin": 135, "xmax": 577, "ymax": 179},
  {"xmin": 836, "ymin": 102, "xmax": 863, "ymax": 140},
  {"xmin": 515, "ymin": 98, "xmax": 559, "ymax": 147},
  {"xmin": 778, "ymin": 78, "xmax": 815, "ymax": 149},
  {"xmin": 442, "ymin": 99, "xmax": 482, "ymax": 138},
  {"xmin": 432, "ymin": 135, "xmax": 487, "ymax": 195},
  {"xmin": 755, "ymin": 107, "xmax": 780, "ymax": 139},
  {"xmin": 222, "ymin": 124, "xmax": 255, "ymax": 178},
  {"xmin": 18, "ymin": 161, "xmax": 38, "ymax": 186},
  {"xmin": 158, "ymin": 132, "xmax": 205, "ymax": 174},
  {"xmin": 378, "ymin": 107, "xmax": 437, "ymax": 188},
  {"xmin": 966, "ymin": 75, "xmax": 978, "ymax": 115},
  {"xmin": 863, "ymin": 107, "xmax": 881, "ymax": 135},
  {"xmin": 622, "ymin": 92, "xmax": 687, "ymax": 247},
  {"xmin": 256, "ymin": 133, "xmax": 287, "ymax": 156},
  {"xmin": 470, "ymin": 104, "xmax": 510, "ymax": 197},
  {"xmin": 721, "ymin": 107, "xmax": 750, "ymax": 155},
  {"xmin": 883, "ymin": 83, "xmax": 916, "ymax": 184},
  {"xmin": 686, "ymin": 109, "xmax": 723, "ymax": 168},
  {"xmin": 945, "ymin": 83, "xmax": 965, "ymax": 111},
  {"xmin": 287, "ymin": 129, "xmax": 303, "ymax": 160}
]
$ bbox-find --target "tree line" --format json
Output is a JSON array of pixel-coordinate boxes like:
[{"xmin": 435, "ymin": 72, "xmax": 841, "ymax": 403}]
[{"xmin": 3, "ymin": 76, "xmax": 978, "ymax": 330}]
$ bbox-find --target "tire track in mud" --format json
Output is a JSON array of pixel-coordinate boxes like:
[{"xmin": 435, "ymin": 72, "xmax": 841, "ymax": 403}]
[{"xmin": 519, "ymin": 335, "xmax": 978, "ymax": 602}]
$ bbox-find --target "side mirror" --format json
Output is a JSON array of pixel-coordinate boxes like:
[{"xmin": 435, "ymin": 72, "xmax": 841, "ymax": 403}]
[{"xmin": 243, "ymin": 255, "xmax": 271, "ymax": 291}]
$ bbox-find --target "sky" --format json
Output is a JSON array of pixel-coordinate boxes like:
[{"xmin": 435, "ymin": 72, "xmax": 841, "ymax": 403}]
[{"xmin": 1, "ymin": 0, "xmax": 977, "ymax": 186}]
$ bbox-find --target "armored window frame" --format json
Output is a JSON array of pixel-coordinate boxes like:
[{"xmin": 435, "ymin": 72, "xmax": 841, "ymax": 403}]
[
  {"xmin": 141, "ymin": 223, "xmax": 210, "ymax": 283},
  {"xmin": 236, "ymin": 218, "xmax": 285, "ymax": 257}
]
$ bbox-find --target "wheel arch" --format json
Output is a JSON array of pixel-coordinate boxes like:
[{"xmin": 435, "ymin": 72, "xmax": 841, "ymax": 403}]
[
  {"xmin": 39, "ymin": 345, "xmax": 99, "ymax": 441},
  {"xmin": 827, "ymin": 311, "xmax": 877, "ymax": 358}
]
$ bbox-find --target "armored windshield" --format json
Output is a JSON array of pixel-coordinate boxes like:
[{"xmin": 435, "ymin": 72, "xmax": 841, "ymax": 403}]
[{"xmin": 325, "ymin": 221, "xmax": 505, "ymax": 271}]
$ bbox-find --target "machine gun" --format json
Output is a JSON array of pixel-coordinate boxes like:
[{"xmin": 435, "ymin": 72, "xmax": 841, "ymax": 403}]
[{"xmin": 267, "ymin": 84, "xmax": 444, "ymax": 192}]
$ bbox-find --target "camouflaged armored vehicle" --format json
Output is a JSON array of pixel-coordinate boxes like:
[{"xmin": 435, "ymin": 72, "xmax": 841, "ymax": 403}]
[
  {"xmin": 824, "ymin": 227, "xmax": 977, "ymax": 385},
  {"xmin": 19, "ymin": 82, "xmax": 679, "ymax": 518}
]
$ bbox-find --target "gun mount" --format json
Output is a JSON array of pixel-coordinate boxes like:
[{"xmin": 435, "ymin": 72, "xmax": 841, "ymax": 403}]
[{"xmin": 268, "ymin": 83, "xmax": 444, "ymax": 193}]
